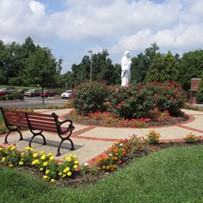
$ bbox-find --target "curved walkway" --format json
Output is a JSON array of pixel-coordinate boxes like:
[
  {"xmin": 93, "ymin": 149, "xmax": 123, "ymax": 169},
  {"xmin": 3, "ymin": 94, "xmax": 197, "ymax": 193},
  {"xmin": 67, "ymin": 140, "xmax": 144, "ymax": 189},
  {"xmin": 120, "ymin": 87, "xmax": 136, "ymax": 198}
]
[{"xmin": 0, "ymin": 108, "xmax": 203, "ymax": 165}]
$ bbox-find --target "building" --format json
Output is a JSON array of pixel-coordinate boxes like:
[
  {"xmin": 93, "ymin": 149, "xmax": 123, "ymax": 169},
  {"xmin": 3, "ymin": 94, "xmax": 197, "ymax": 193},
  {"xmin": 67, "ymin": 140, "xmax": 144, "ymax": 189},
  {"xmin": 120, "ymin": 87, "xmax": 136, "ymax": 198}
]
[{"xmin": 189, "ymin": 78, "xmax": 201, "ymax": 103}]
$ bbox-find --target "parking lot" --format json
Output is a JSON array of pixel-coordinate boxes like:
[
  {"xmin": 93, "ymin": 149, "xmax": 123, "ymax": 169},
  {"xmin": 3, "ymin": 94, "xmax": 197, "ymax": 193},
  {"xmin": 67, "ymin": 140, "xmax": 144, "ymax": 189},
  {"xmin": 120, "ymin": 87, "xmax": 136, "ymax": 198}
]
[{"xmin": 0, "ymin": 96, "xmax": 68, "ymax": 108}]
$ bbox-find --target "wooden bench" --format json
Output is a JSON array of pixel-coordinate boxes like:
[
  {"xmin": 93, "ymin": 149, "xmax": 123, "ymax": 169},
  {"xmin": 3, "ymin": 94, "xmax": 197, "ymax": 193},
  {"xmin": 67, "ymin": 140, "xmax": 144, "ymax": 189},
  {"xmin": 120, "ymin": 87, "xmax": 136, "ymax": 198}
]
[{"xmin": 0, "ymin": 107, "xmax": 75, "ymax": 156}]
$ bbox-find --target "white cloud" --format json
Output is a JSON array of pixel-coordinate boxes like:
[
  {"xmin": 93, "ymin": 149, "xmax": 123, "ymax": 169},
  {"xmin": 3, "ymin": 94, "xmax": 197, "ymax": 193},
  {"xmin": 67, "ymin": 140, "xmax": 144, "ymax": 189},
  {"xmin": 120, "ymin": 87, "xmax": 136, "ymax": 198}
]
[{"xmin": 0, "ymin": 0, "xmax": 203, "ymax": 71}]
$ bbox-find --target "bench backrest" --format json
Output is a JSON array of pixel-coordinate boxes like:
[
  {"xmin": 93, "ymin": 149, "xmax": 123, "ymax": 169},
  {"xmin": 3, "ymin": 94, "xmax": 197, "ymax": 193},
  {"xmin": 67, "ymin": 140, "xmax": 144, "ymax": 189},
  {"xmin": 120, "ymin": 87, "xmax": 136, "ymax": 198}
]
[
  {"xmin": 1, "ymin": 108, "xmax": 28, "ymax": 128},
  {"xmin": 26, "ymin": 112, "xmax": 58, "ymax": 133}
]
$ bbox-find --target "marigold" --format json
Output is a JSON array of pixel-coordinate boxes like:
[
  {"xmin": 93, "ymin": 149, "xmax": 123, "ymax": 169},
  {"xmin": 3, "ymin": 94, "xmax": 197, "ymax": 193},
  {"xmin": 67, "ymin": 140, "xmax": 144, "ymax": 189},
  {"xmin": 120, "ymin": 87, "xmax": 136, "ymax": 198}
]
[{"xmin": 67, "ymin": 171, "xmax": 72, "ymax": 176}]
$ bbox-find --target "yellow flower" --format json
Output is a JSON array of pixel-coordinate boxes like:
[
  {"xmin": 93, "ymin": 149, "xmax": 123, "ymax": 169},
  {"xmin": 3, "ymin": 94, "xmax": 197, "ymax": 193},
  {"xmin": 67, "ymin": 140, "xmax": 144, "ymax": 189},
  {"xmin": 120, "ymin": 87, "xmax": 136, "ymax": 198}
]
[
  {"xmin": 63, "ymin": 167, "xmax": 70, "ymax": 173},
  {"xmin": 21, "ymin": 152, "xmax": 25, "ymax": 157},
  {"xmin": 8, "ymin": 163, "xmax": 13, "ymax": 168},
  {"xmin": 67, "ymin": 171, "xmax": 72, "ymax": 176},
  {"xmin": 45, "ymin": 169, "xmax": 50, "ymax": 175},
  {"xmin": 74, "ymin": 160, "xmax": 79, "ymax": 165},
  {"xmin": 43, "ymin": 175, "xmax": 49, "ymax": 180},
  {"xmin": 43, "ymin": 161, "xmax": 48, "ymax": 166},
  {"xmin": 40, "ymin": 167, "xmax": 44, "ymax": 171},
  {"xmin": 41, "ymin": 155, "xmax": 46, "ymax": 160},
  {"xmin": 58, "ymin": 172, "xmax": 63, "ymax": 176},
  {"xmin": 40, "ymin": 150, "xmax": 45, "ymax": 154},
  {"xmin": 11, "ymin": 146, "xmax": 16, "ymax": 150},
  {"xmin": 65, "ymin": 156, "xmax": 72, "ymax": 162},
  {"xmin": 1, "ymin": 157, "xmax": 6, "ymax": 162},
  {"xmin": 49, "ymin": 156, "xmax": 54, "ymax": 161},
  {"xmin": 73, "ymin": 165, "xmax": 78, "ymax": 169},
  {"xmin": 18, "ymin": 161, "xmax": 24, "ymax": 166},
  {"xmin": 47, "ymin": 152, "xmax": 53, "ymax": 157},
  {"xmin": 50, "ymin": 179, "xmax": 56, "ymax": 183},
  {"xmin": 33, "ymin": 153, "xmax": 38, "ymax": 158},
  {"xmin": 62, "ymin": 174, "xmax": 67, "ymax": 178}
]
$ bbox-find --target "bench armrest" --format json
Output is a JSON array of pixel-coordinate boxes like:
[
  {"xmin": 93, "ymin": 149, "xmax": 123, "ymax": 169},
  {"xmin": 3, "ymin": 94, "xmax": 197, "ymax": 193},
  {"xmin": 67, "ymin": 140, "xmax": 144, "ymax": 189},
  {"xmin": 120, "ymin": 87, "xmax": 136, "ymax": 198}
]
[{"xmin": 59, "ymin": 119, "xmax": 75, "ymax": 134}]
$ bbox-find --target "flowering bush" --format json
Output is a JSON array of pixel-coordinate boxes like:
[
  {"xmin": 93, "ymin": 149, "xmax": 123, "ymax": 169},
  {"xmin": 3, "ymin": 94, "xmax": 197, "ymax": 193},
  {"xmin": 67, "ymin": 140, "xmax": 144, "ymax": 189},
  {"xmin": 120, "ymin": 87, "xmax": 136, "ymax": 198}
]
[
  {"xmin": 97, "ymin": 135, "xmax": 155, "ymax": 172},
  {"xmin": 0, "ymin": 144, "xmax": 79, "ymax": 183},
  {"xmin": 72, "ymin": 80, "xmax": 110, "ymax": 116},
  {"xmin": 145, "ymin": 130, "xmax": 161, "ymax": 144},
  {"xmin": 71, "ymin": 80, "xmax": 186, "ymax": 121},
  {"xmin": 184, "ymin": 132, "xmax": 200, "ymax": 143}
]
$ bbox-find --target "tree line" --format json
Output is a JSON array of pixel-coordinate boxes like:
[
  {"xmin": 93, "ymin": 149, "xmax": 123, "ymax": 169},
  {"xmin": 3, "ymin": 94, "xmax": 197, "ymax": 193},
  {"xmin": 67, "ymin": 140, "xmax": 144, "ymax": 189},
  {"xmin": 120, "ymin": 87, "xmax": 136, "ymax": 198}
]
[{"xmin": 0, "ymin": 37, "xmax": 203, "ymax": 92}]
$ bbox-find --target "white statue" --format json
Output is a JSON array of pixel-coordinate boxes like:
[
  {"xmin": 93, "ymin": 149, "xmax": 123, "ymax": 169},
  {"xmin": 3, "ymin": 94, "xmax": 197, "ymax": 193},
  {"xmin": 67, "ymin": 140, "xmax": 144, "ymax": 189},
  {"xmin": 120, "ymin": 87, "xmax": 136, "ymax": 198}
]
[{"xmin": 121, "ymin": 50, "xmax": 132, "ymax": 87}]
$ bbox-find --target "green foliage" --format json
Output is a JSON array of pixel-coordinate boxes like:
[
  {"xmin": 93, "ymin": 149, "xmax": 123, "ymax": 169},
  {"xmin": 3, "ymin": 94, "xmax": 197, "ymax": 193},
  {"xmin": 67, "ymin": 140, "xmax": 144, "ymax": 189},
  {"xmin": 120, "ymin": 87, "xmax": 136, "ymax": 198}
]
[
  {"xmin": 146, "ymin": 51, "xmax": 179, "ymax": 83},
  {"xmin": 177, "ymin": 50, "xmax": 203, "ymax": 90},
  {"xmin": 72, "ymin": 80, "xmax": 110, "ymax": 115},
  {"xmin": 0, "ymin": 95, "xmax": 6, "ymax": 100},
  {"xmin": 196, "ymin": 79, "xmax": 203, "ymax": 103},
  {"xmin": 6, "ymin": 94, "xmax": 14, "ymax": 100},
  {"xmin": 131, "ymin": 43, "xmax": 159, "ymax": 84}
]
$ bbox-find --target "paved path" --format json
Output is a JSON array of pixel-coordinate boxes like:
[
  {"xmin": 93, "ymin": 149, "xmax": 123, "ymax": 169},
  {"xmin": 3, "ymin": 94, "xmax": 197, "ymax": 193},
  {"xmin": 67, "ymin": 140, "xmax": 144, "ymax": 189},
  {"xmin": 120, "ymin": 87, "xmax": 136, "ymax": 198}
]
[{"xmin": 0, "ymin": 108, "xmax": 203, "ymax": 165}]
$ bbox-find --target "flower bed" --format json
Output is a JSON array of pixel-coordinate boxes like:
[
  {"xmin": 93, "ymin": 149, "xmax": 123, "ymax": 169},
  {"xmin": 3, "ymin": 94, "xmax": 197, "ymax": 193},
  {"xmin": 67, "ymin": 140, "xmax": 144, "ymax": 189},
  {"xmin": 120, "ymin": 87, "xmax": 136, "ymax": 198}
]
[{"xmin": 1, "ymin": 130, "xmax": 202, "ymax": 187}]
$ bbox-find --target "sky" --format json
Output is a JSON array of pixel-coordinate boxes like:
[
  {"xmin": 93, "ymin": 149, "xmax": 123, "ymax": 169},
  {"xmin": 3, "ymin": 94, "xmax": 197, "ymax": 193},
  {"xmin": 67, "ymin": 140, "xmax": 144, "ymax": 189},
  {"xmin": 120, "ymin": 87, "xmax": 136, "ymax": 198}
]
[{"xmin": 0, "ymin": 0, "xmax": 203, "ymax": 73}]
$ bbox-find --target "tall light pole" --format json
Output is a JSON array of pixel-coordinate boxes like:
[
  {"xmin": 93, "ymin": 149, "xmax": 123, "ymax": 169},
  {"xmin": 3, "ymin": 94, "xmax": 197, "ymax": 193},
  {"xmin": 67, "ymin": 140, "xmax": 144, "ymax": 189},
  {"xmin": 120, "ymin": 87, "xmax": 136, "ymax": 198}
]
[{"xmin": 88, "ymin": 50, "xmax": 93, "ymax": 81}]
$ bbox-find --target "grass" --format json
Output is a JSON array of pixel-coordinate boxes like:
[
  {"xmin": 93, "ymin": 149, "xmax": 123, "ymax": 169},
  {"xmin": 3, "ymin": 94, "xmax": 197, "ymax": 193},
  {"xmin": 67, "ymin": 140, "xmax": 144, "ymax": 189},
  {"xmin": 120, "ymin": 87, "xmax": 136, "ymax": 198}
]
[{"xmin": 1, "ymin": 145, "xmax": 203, "ymax": 203}]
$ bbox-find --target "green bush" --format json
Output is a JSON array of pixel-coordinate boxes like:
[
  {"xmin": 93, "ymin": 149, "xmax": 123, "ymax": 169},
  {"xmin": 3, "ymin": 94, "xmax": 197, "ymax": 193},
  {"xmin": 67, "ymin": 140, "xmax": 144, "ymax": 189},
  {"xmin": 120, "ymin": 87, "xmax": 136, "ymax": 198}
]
[
  {"xmin": 72, "ymin": 80, "xmax": 110, "ymax": 116},
  {"xmin": 12, "ymin": 92, "xmax": 24, "ymax": 100},
  {"xmin": 0, "ymin": 95, "xmax": 6, "ymax": 100},
  {"xmin": 6, "ymin": 94, "xmax": 14, "ymax": 100}
]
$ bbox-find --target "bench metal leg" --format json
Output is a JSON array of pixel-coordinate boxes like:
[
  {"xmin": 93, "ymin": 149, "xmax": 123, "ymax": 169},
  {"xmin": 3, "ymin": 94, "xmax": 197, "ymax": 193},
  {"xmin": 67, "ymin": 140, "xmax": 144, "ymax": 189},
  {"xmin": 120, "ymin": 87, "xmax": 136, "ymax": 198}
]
[
  {"xmin": 56, "ymin": 138, "xmax": 75, "ymax": 157},
  {"xmin": 5, "ymin": 128, "xmax": 23, "ymax": 144},
  {"xmin": 29, "ymin": 130, "xmax": 47, "ymax": 147}
]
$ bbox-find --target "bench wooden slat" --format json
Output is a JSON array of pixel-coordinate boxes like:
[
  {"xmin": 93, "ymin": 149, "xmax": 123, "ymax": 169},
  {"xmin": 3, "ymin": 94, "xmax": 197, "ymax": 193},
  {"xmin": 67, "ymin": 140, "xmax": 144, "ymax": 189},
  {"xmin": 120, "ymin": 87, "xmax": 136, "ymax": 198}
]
[{"xmin": 0, "ymin": 107, "xmax": 75, "ymax": 156}]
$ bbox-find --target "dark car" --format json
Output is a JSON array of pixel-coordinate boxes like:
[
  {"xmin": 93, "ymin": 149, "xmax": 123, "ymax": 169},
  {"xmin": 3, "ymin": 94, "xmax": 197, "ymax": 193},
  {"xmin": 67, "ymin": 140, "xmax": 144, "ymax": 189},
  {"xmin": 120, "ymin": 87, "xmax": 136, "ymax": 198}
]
[
  {"xmin": 24, "ymin": 89, "xmax": 41, "ymax": 97},
  {"xmin": 40, "ymin": 90, "xmax": 55, "ymax": 97}
]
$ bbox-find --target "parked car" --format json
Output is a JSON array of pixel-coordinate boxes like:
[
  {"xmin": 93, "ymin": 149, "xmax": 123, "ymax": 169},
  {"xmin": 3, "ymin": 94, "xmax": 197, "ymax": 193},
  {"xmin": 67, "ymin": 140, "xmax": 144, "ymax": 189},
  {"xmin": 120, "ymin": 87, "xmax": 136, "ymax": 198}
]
[
  {"xmin": 0, "ymin": 87, "xmax": 15, "ymax": 95},
  {"xmin": 24, "ymin": 89, "xmax": 41, "ymax": 97},
  {"xmin": 40, "ymin": 90, "xmax": 55, "ymax": 97},
  {"xmin": 61, "ymin": 90, "xmax": 72, "ymax": 99}
]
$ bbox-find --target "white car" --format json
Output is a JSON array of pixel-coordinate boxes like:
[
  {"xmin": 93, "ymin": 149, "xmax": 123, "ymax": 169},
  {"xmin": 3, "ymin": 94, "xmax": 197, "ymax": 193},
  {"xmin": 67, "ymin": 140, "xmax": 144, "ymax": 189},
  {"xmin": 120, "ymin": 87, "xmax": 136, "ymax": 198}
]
[{"xmin": 61, "ymin": 90, "xmax": 72, "ymax": 99}]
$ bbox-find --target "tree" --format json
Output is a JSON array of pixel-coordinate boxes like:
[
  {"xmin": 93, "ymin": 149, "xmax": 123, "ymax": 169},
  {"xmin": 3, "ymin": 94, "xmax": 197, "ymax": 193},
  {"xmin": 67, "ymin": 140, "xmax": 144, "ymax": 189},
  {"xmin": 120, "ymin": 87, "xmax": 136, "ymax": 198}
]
[
  {"xmin": 161, "ymin": 51, "xmax": 179, "ymax": 82},
  {"xmin": 146, "ymin": 52, "xmax": 164, "ymax": 82},
  {"xmin": 131, "ymin": 43, "xmax": 159, "ymax": 84},
  {"xmin": 146, "ymin": 51, "xmax": 179, "ymax": 83},
  {"xmin": 0, "ymin": 40, "xmax": 6, "ymax": 84},
  {"xmin": 23, "ymin": 46, "xmax": 58, "ymax": 105},
  {"xmin": 177, "ymin": 50, "xmax": 203, "ymax": 90},
  {"xmin": 70, "ymin": 49, "xmax": 118, "ymax": 85}
]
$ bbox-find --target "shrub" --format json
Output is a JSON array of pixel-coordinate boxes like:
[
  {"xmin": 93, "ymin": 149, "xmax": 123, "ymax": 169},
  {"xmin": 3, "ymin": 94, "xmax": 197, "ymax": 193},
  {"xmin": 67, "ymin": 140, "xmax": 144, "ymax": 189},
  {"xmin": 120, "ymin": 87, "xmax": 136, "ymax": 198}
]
[
  {"xmin": 184, "ymin": 132, "xmax": 200, "ymax": 143},
  {"xmin": 72, "ymin": 80, "xmax": 186, "ymax": 120},
  {"xmin": 72, "ymin": 80, "xmax": 110, "ymax": 116},
  {"xmin": 0, "ymin": 95, "xmax": 6, "ymax": 100},
  {"xmin": 107, "ymin": 81, "xmax": 186, "ymax": 119},
  {"xmin": 11, "ymin": 92, "xmax": 24, "ymax": 100},
  {"xmin": 6, "ymin": 94, "xmax": 14, "ymax": 100},
  {"xmin": 145, "ymin": 130, "xmax": 160, "ymax": 144}
]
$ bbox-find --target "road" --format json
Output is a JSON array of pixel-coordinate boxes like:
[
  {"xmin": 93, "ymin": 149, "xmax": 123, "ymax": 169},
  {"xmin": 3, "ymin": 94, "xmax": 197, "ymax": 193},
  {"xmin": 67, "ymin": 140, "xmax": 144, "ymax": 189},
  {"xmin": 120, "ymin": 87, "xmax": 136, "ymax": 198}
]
[{"xmin": 0, "ymin": 96, "xmax": 69, "ymax": 108}]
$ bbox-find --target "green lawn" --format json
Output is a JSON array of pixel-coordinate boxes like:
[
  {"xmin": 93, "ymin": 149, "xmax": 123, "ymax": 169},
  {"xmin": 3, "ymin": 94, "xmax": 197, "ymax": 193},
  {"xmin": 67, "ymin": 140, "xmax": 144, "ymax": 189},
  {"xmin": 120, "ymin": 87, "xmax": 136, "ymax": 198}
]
[{"xmin": 0, "ymin": 145, "xmax": 203, "ymax": 203}]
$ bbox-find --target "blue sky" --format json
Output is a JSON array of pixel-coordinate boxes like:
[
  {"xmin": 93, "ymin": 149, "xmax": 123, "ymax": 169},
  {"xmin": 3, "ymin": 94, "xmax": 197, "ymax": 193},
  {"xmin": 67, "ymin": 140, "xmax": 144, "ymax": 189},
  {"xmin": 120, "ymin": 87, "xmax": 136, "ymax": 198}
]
[{"xmin": 0, "ymin": 0, "xmax": 203, "ymax": 73}]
